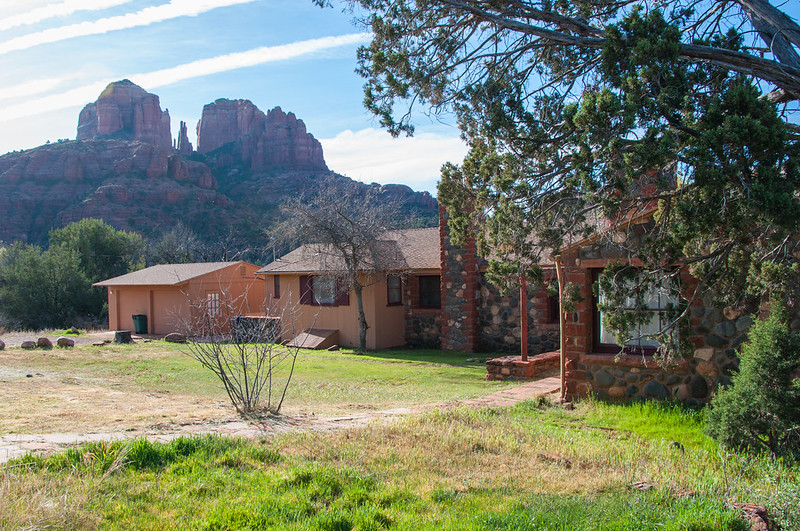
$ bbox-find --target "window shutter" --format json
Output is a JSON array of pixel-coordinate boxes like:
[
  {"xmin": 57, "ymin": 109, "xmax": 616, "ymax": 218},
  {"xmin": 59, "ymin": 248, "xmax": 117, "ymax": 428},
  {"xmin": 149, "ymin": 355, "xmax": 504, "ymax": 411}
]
[
  {"xmin": 299, "ymin": 275, "xmax": 313, "ymax": 305},
  {"xmin": 335, "ymin": 278, "xmax": 350, "ymax": 306}
]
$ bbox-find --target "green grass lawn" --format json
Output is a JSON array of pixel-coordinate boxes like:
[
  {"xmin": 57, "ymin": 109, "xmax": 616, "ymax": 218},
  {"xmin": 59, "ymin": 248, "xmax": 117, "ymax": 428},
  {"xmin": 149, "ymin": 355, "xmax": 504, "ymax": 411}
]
[{"xmin": 3, "ymin": 398, "xmax": 798, "ymax": 530}]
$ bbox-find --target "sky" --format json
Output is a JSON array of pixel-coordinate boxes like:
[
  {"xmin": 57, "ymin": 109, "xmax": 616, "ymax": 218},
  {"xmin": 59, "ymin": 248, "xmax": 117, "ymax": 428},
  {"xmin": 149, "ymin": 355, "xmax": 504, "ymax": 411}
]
[{"xmin": 0, "ymin": 0, "xmax": 468, "ymax": 194}]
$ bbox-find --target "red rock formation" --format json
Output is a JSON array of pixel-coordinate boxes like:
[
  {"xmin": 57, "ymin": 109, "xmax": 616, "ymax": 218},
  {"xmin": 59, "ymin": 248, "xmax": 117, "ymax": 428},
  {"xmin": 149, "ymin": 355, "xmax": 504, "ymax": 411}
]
[
  {"xmin": 77, "ymin": 80, "xmax": 172, "ymax": 150},
  {"xmin": 0, "ymin": 87, "xmax": 437, "ymax": 247},
  {"xmin": 177, "ymin": 120, "xmax": 193, "ymax": 155},
  {"xmin": 196, "ymin": 99, "xmax": 327, "ymax": 171},
  {"xmin": 0, "ymin": 140, "xmax": 221, "ymax": 243}
]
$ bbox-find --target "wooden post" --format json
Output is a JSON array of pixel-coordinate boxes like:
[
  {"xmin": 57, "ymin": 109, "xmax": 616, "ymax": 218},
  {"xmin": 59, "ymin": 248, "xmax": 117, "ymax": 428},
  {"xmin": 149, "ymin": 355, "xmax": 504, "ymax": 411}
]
[
  {"xmin": 555, "ymin": 255, "xmax": 566, "ymax": 400},
  {"xmin": 520, "ymin": 273, "xmax": 528, "ymax": 362}
]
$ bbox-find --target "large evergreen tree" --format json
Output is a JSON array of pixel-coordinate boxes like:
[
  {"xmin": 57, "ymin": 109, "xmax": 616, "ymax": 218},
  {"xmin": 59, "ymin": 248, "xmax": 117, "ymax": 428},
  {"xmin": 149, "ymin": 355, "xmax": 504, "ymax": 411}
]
[
  {"xmin": 320, "ymin": 0, "xmax": 800, "ymax": 357},
  {"xmin": 0, "ymin": 243, "xmax": 90, "ymax": 329},
  {"xmin": 50, "ymin": 218, "xmax": 145, "ymax": 317}
]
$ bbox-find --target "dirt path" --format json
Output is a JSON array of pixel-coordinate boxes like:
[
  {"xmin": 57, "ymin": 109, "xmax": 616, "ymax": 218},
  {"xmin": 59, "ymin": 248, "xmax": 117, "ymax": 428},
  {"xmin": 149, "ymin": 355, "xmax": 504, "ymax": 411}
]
[{"xmin": 0, "ymin": 376, "xmax": 560, "ymax": 464}]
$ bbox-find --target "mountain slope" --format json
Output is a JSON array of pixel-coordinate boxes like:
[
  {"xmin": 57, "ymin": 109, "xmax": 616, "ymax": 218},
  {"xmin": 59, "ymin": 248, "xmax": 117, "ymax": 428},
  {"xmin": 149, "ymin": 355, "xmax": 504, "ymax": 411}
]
[{"xmin": 0, "ymin": 80, "xmax": 438, "ymax": 247}]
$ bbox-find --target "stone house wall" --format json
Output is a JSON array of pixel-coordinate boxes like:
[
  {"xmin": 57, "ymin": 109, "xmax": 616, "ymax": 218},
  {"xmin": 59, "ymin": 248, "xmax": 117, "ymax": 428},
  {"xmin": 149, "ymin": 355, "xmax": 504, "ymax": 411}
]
[
  {"xmin": 562, "ymin": 226, "xmax": 748, "ymax": 404},
  {"xmin": 403, "ymin": 272, "xmax": 442, "ymax": 348},
  {"xmin": 477, "ymin": 273, "xmax": 560, "ymax": 355},
  {"xmin": 427, "ymin": 209, "xmax": 765, "ymax": 404}
]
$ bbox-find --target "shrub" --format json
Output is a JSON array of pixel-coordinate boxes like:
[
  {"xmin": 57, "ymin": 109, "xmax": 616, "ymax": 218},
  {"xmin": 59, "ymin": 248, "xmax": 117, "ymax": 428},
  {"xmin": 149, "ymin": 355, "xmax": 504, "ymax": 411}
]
[{"xmin": 705, "ymin": 303, "xmax": 800, "ymax": 459}]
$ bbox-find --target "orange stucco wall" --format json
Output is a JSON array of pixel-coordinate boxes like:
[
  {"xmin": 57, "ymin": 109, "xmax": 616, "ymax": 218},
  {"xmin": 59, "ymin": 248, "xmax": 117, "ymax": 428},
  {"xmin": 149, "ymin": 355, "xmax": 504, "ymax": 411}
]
[
  {"xmin": 105, "ymin": 263, "xmax": 266, "ymax": 335},
  {"xmin": 265, "ymin": 273, "xmax": 405, "ymax": 350}
]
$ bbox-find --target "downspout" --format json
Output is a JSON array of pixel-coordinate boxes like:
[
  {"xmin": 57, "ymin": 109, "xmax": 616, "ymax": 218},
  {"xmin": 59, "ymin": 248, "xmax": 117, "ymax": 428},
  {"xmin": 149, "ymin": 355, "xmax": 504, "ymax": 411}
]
[{"xmin": 555, "ymin": 255, "xmax": 566, "ymax": 400}]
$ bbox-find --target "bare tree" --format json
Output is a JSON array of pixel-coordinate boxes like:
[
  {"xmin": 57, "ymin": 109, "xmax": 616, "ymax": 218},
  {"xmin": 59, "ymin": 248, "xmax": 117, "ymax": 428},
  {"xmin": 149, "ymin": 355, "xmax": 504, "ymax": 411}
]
[
  {"xmin": 180, "ymin": 286, "xmax": 302, "ymax": 416},
  {"xmin": 273, "ymin": 177, "xmax": 402, "ymax": 351}
]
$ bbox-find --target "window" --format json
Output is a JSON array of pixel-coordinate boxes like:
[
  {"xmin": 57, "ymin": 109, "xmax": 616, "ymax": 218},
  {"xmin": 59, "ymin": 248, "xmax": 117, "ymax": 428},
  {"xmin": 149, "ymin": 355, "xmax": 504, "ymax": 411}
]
[
  {"xmin": 387, "ymin": 274, "xmax": 402, "ymax": 305},
  {"xmin": 207, "ymin": 292, "xmax": 220, "ymax": 317},
  {"xmin": 299, "ymin": 275, "xmax": 350, "ymax": 306},
  {"xmin": 419, "ymin": 275, "xmax": 441, "ymax": 309},
  {"xmin": 313, "ymin": 276, "xmax": 336, "ymax": 305},
  {"xmin": 594, "ymin": 271, "xmax": 679, "ymax": 353},
  {"xmin": 273, "ymin": 275, "xmax": 280, "ymax": 299}
]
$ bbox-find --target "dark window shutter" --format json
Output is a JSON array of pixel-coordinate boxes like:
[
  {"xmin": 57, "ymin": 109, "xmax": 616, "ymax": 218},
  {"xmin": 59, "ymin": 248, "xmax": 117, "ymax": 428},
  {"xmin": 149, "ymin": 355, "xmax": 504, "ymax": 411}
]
[
  {"xmin": 299, "ymin": 275, "xmax": 313, "ymax": 305},
  {"xmin": 336, "ymin": 278, "xmax": 350, "ymax": 306}
]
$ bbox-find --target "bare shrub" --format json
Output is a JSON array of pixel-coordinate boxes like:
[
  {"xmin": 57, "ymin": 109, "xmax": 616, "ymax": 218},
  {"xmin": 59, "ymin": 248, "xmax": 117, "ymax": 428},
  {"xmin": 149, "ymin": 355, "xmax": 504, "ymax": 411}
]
[{"xmin": 180, "ymin": 289, "xmax": 304, "ymax": 417}]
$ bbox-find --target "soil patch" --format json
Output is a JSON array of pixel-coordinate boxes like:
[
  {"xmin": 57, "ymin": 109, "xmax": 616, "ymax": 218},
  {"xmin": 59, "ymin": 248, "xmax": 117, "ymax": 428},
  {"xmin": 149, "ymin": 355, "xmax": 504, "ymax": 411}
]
[{"xmin": 0, "ymin": 377, "xmax": 560, "ymax": 464}]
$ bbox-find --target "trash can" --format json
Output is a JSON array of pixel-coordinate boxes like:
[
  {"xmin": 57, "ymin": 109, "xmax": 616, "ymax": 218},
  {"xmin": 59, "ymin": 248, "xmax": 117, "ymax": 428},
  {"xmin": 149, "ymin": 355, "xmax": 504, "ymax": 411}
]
[{"xmin": 132, "ymin": 314, "xmax": 147, "ymax": 334}]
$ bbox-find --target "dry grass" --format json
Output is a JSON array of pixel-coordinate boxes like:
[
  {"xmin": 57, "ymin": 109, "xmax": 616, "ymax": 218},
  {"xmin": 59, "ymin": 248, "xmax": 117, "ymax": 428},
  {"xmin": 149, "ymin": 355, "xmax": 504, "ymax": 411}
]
[
  {"xmin": 0, "ymin": 464, "xmax": 99, "ymax": 529},
  {"xmin": 267, "ymin": 399, "xmax": 795, "ymax": 513},
  {"xmin": 272, "ymin": 405, "xmax": 695, "ymax": 498},
  {"xmin": 0, "ymin": 342, "xmax": 510, "ymax": 435},
  {"xmin": 0, "ymin": 344, "xmax": 235, "ymax": 434}
]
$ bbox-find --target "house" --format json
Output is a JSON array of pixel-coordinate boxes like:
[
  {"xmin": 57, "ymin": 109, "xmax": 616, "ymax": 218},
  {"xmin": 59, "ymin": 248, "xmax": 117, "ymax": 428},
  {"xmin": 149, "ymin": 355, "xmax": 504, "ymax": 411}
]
[
  {"xmin": 95, "ymin": 261, "xmax": 265, "ymax": 335},
  {"xmin": 257, "ymin": 216, "xmax": 560, "ymax": 356},
  {"xmin": 256, "ymin": 227, "xmax": 440, "ymax": 350},
  {"xmin": 96, "ymin": 206, "xmax": 740, "ymax": 404},
  {"xmin": 436, "ymin": 204, "xmax": 745, "ymax": 404}
]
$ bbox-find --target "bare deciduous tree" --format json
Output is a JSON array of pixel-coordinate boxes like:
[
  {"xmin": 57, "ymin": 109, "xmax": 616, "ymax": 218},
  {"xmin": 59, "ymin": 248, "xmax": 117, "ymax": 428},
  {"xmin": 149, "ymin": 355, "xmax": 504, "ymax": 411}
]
[{"xmin": 274, "ymin": 177, "xmax": 402, "ymax": 351}]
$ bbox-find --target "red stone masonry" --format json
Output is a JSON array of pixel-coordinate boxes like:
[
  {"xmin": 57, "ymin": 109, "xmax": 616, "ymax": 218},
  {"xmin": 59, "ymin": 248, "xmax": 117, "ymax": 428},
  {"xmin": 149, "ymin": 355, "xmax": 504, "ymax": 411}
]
[
  {"xmin": 486, "ymin": 351, "xmax": 560, "ymax": 381},
  {"xmin": 439, "ymin": 205, "xmax": 479, "ymax": 352}
]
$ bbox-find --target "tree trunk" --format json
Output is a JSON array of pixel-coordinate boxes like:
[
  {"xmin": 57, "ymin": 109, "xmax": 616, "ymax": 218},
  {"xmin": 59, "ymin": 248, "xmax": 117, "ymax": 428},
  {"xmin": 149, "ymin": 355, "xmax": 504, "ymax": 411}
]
[
  {"xmin": 354, "ymin": 283, "xmax": 368, "ymax": 351},
  {"xmin": 738, "ymin": 0, "xmax": 800, "ymax": 102}
]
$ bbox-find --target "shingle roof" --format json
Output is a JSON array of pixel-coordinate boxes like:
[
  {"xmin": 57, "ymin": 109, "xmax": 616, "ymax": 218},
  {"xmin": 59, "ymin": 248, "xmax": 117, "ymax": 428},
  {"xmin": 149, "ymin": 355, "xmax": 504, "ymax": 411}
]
[
  {"xmin": 94, "ymin": 262, "xmax": 248, "ymax": 286},
  {"xmin": 257, "ymin": 227, "xmax": 440, "ymax": 274}
]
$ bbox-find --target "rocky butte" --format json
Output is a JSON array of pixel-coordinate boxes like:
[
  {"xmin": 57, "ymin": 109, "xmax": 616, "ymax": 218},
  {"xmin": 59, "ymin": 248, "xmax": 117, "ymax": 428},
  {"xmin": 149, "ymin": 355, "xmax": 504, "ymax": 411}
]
[
  {"xmin": 76, "ymin": 79, "xmax": 172, "ymax": 150},
  {"xmin": 0, "ymin": 80, "xmax": 438, "ymax": 247},
  {"xmin": 197, "ymin": 99, "xmax": 327, "ymax": 172}
]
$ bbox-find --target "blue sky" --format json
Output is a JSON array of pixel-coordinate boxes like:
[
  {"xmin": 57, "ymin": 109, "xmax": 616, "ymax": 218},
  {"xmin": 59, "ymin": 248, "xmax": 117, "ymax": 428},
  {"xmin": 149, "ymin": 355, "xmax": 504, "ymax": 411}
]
[
  {"xmin": 0, "ymin": 0, "xmax": 467, "ymax": 194},
  {"xmin": 2, "ymin": 1, "xmax": 799, "ymax": 196}
]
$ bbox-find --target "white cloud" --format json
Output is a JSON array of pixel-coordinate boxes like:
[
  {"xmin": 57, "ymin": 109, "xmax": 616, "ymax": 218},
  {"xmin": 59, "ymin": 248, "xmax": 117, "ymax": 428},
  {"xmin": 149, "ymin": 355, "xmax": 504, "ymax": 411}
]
[
  {"xmin": 0, "ymin": 0, "xmax": 134, "ymax": 32},
  {"xmin": 0, "ymin": 33, "xmax": 371, "ymax": 123},
  {"xmin": 0, "ymin": 77, "xmax": 69, "ymax": 101},
  {"xmin": 320, "ymin": 128, "xmax": 469, "ymax": 194},
  {"xmin": 0, "ymin": 0, "xmax": 258, "ymax": 56},
  {"xmin": 136, "ymin": 33, "xmax": 371, "ymax": 89}
]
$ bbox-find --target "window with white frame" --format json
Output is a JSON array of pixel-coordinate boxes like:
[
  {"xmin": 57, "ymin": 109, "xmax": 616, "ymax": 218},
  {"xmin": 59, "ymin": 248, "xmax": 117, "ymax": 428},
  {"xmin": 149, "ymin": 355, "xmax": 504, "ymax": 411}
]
[
  {"xmin": 595, "ymin": 272, "xmax": 679, "ymax": 352},
  {"xmin": 207, "ymin": 292, "xmax": 220, "ymax": 317}
]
